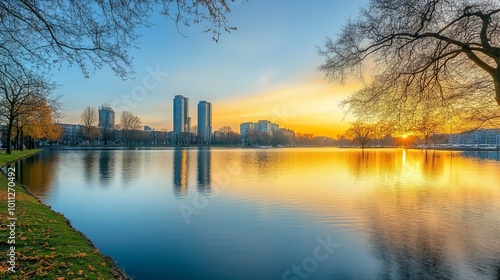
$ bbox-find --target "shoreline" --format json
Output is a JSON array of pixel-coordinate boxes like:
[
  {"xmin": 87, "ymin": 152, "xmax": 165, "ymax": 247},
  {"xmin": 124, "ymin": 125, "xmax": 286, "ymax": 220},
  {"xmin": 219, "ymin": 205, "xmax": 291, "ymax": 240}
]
[
  {"xmin": 40, "ymin": 145, "xmax": 500, "ymax": 152},
  {"xmin": 0, "ymin": 149, "xmax": 129, "ymax": 279}
]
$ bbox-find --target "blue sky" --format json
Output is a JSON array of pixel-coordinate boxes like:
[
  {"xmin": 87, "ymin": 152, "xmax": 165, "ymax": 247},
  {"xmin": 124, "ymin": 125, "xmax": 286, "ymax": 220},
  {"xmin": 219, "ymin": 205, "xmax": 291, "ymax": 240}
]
[{"xmin": 53, "ymin": 0, "xmax": 369, "ymax": 137}]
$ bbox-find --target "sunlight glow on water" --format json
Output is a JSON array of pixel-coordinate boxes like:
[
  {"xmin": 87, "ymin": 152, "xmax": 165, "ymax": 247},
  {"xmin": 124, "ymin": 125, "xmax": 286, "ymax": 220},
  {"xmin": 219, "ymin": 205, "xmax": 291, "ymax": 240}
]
[{"xmin": 16, "ymin": 148, "xmax": 500, "ymax": 279}]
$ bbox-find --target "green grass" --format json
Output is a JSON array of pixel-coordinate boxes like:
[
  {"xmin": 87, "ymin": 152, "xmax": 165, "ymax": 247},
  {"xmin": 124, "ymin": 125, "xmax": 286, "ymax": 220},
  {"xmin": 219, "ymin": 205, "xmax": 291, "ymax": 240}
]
[
  {"xmin": 0, "ymin": 149, "xmax": 128, "ymax": 279},
  {"xmin": 0, "ymin": 149, "xmax": 43, "ymax": 166}
]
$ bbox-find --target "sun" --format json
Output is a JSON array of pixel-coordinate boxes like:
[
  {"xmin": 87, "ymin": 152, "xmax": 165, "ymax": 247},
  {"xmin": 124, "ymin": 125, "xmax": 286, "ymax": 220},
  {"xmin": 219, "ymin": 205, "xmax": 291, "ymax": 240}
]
[{"xmin": 402, "ymin": 134, "xmax": 408, "ymax": 139}]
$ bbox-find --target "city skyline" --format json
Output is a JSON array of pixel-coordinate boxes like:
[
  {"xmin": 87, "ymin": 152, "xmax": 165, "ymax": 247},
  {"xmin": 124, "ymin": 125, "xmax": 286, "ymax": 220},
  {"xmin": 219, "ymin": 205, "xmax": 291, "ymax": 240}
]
[
  {"xmin": 50, "ymin": 0, "xmax": 370, "ymax": 137},
  {"xmin": 63, "ymin": 99, "xmax": 329, "ymax": 137}
]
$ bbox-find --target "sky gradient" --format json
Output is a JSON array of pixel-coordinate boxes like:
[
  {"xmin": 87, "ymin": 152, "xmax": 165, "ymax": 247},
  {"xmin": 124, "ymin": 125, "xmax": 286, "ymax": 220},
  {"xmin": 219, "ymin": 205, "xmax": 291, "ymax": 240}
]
[{"xmin": 53, "ymin": 0, "xmax": 370, "ymax": 137}]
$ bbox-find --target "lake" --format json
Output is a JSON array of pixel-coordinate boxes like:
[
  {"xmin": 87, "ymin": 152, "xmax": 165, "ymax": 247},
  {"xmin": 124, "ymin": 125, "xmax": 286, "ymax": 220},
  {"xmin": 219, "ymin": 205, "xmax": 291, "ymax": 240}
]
[{"xmin": 13, "ymin": 148, "xmax": 500, "ymax": 279}]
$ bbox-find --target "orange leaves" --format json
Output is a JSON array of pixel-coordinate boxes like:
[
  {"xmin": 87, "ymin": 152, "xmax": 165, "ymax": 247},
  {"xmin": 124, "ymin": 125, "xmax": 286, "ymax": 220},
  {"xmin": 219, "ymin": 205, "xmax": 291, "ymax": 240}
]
[{"xmin": 22, "ymin": 98, "xmax": 62, "ymax": 140}]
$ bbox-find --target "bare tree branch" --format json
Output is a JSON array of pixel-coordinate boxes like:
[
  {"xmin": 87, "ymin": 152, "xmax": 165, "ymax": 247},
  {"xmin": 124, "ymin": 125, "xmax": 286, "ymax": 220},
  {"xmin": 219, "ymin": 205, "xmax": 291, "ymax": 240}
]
[{"xmin": 319, "ymin": 0, "xmax": 500, "ymax": 106}]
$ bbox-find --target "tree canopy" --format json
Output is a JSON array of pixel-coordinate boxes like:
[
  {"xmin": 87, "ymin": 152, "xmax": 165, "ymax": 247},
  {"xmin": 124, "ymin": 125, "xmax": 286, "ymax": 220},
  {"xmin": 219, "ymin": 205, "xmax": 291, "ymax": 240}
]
[
  {"xmin": 320, "ymin": 0, "xmax": 500, "ymax": 130},
  {"xmin": 80, "ymin": 106, "xmax": 99, "ymax": 143},
  {"xmin": 0, "ymin": 0, "xmax": 238, "ymax": 78},
  {"xmin": 0, "ymin": 64, "xmax": 56, "ymax": 153},
  {"xmin": 120, "ymin": 111, "xmax": 142, "ymax": 145}
]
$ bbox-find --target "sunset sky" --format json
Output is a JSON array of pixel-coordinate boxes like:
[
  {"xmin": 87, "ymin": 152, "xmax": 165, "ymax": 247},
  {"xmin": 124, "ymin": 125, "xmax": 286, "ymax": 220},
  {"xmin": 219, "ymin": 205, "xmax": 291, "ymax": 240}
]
[{"xmin": 53, "ymin": 0, "xmax": 370, "ymax": 137}]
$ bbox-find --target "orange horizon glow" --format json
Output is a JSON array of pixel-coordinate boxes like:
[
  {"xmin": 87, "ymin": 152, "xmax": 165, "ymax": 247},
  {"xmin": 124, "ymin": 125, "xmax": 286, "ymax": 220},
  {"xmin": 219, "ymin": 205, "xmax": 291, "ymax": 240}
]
[
  {"xmin": 211, "ymin": 76, "xmax": 363, "ymax": 137},
  {"xmin": 64, "ymin": 75, "xmax": 364, "ymax": 137}
]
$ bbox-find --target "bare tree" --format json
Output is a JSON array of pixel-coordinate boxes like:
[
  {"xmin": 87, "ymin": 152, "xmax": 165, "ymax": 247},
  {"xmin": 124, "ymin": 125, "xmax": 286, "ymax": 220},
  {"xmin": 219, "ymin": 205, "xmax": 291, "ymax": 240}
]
[
  {"xmin": 373, "ymin": 120, "xmax": 395, "ymax": 147},
  {"xmin": 412, "ymin": 112, "xmax": 445, "ymax": 145},
  {"xmin": 218, "ymin": 126, "xmax": 233, "ymax": 134},
  {"xmin": 81, "ymin": 106, "xmax": 98, "ymax": 143},
  {"xmin": 0, "ymin": 1, "xmax": 238, "ymax": 78},
  {"xmin": 345, "ymin": 121, "xmax": 375, "ymax": 149},
  {"xmin": 120, "ymin": 111, "xmax": 141, "ymax": 145},
  {"xmin": 319, "ymin": 0, "xmax": 500, "ymax": 112}
]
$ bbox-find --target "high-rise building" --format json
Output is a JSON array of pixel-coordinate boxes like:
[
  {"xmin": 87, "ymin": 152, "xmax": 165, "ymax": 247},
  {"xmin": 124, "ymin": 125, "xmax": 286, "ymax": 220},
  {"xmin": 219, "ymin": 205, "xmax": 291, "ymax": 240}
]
[
  {"xmin": 197, "ymin": 101, "xmax": 212, "ymax": 144},
  {"xmin": 173, "ymin": 95, "xmax": 190, "ymax": 141},
  {"xmin": 98, "ymin": 104, "xmax": 115, "ymax": 129}
]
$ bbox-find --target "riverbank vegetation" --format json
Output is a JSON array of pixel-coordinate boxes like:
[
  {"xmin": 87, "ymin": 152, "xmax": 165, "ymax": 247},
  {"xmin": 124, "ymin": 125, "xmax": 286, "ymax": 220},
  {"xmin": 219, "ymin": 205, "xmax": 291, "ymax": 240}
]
[{"xmin": 0, "ymin": 149, "xmax": 128, "ymax": 279}]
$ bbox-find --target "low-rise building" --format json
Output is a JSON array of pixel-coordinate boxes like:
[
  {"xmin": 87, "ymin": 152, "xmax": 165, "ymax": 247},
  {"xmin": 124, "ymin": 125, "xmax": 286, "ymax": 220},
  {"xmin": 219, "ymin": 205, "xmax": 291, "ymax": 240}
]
[
  {"xmin": 59, "ymin": 123, "xmax": 83, "ymax": 144},
  {"xmin": 449, "ymin": 128, "xmax": 500, "ymax": 146},
  {"xmin": 240, "ymin": 120, "xmax": 294, "ymax": 146}
]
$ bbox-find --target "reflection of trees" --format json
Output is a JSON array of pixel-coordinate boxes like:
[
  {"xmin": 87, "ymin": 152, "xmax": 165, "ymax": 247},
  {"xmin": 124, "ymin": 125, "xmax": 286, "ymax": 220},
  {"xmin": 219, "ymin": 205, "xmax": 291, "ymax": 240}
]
[
  {"xmin": 347, "ymin": 149, "xmax": 400, "ymax": 180},
  {"xmin": 197, "ymin": 148, "xmax": 211, "ymax": 194},
  {"xmin": 15, "ymin": 151, "xmax": 57, "ymax": 199},
  {"xmin": 364, "ymin": 197, "xmax": 452, "ymax": 279},
  {"xmin": 82, "ymin": 151, "xmax": 99, "ymax": 184},
  {"xmin": 173, "ymin": 148, "xmax": 189, "ymax": 197},
  {"xmin": 359, "ymin": 175, "xmax": 500, "ymax": 279},
  {"xmin": 120, "ymin": 150, "xmax": 139, "ymax": 185},
  {"xmin": 346, "ymin": 149, "xmax": 447, "ymax": 182},
  {"xmin": 98, "ymin": 151, "xmax": 115, "ymax": 187},
  {"xmin": 421, "ymin": 151, "xmax": 445, "ymax": 179}
]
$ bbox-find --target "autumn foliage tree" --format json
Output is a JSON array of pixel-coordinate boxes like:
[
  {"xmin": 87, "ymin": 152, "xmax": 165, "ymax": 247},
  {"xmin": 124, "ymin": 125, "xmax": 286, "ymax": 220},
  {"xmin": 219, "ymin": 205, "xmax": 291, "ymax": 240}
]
[
  {"xmin": 0, "ymin": 65, "xmax": 54, "ymax": 153},
  {"xmin": 22, "ymin": 99, "xmax": 62, "ymax": 149}
]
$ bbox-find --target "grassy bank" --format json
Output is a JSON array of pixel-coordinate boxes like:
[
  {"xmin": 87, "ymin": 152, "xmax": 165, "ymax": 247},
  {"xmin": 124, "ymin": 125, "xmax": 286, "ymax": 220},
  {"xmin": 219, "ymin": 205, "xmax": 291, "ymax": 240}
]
[{"xmin": 0, "ymin": 149, "xmax": 128, "ymax": 279}]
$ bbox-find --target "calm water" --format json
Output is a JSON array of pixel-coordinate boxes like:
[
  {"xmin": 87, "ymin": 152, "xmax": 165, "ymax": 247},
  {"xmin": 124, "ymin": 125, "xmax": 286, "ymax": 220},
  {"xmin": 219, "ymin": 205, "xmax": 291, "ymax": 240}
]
[{"xmin": 14, "ymin": 148, "xmax": 500, "ymax": 279}]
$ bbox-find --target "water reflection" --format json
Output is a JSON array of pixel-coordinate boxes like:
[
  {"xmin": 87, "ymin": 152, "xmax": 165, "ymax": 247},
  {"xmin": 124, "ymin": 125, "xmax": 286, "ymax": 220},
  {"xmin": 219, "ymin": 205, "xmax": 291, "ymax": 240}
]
[
  {"xmin": 98, "ymin": 151, "xmax": 115, "ymax": 187},
  {"xmin": 362, "ymin": 181, "xmax": 500, "ymax": 279},
  {"xmin": 83, "ymin": 151, "xmax": 99, "ymax": 185},
  {"xmin": 173, "ymin": 148, "xmax": 189, "ymax": 197},
  {"xmin": 172, "ymin": 148, "xmax": 212, "ymax": 196},
  {"xmin": 421, "ymin": 150, "xmax": 445, "ymax": 179},
  {"xmin": 121, "ymin": 150, "xmax": 138, "ymax": 184},
  {"xmin": 12, "ymin": 148, "xmax": 500, "ymax": 280},
  {"xmin": 355, "ymin": 150, "xmax": 500, "ymax": 279},
  {"xmin": 13, "ymin": 152, "xmax": 57, "ymax": 198},
  {"xmin": 197, "ymin": 148, "xmax": 211, "ymax": 194},
  {"xmin": 461, "ymin": 150, "xmax": 500, "ymax": 161}
]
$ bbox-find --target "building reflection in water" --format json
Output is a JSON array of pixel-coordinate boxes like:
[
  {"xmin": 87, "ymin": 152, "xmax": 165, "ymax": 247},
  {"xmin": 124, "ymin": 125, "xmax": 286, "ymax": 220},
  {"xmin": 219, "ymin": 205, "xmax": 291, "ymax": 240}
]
[
  {"xmin": 461, "ymin": 150, "xmax": 500, "ymax": 161},
  {"xmin": 173, "ymin": 148, "xmax": 212, "ymax": 197},
  {"xmin": 173, "ymin": 148, "xmax": 189, "ymax": 197},
  {"xmin": 197, "ymin": 148, "xmax": 211, "ymax": 194}
]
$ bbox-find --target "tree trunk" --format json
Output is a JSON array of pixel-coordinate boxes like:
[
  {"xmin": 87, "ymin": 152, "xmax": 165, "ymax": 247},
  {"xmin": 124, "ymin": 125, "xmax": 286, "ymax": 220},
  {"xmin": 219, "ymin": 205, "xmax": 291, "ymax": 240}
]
[
  {"xmin": 494, "ymin": 71, "xmax": 500, "ymax": 106},
  {"xmin": 6, "ymin": 109, "xmax": 14, "ymax": 154},
  {"xmin": 20, "ymin": 130, "xmax": 24, "ymax": 151}
]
